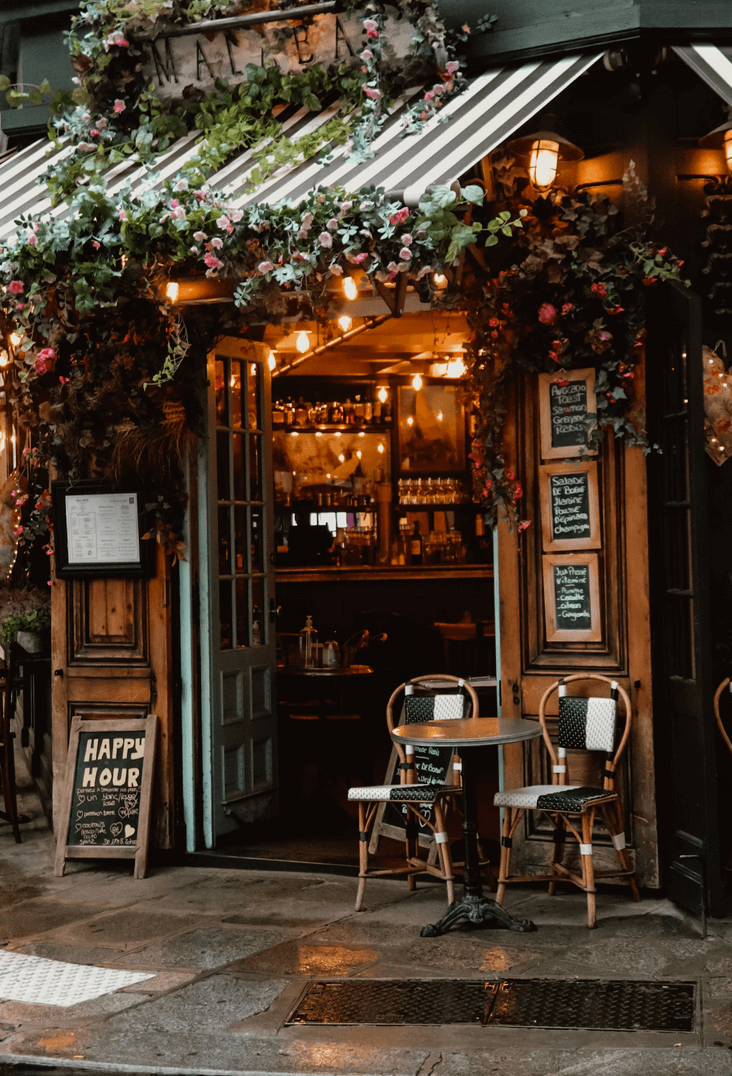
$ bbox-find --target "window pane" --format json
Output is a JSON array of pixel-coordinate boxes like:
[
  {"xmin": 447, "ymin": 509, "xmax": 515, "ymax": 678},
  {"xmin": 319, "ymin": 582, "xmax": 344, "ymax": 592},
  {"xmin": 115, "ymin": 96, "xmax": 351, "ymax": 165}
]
[
  {"xmin": 219, "ymin": 580, "xmax": 233, "ymax": 650},
  {"xmin": 249, "ymin": 434, "xmax": 262, "ymax": 501},
  {"xmin": 215, "ymin": 359, "xmax": 227, "ymax": 424},
  {"xmin": 231, "ymin": 361, "xmax": 243, "ymax": 429},
  {"xmin": 235, "ymin": 576, "xmax": 249, "ymax": 648},
  {"xmin": 248, "ymin": 362, "xmax": 260, "ymax": 431},
  {"xmin": 251, "ymin": 506, "xmax": 264, "ymax": 573},
  {"xmin": 234, "ymin": 504, "xmax": 248, "ymax": 574},
  {"xmin": 218, "ymin": 505, "xmax": 231, "ymax": 575},
  {"xmin": 233, "ymin": 432, "xmax": 246, "ymax": 502},
  {"xmin": 252, "ymin": 575, "xmax": 265, "ymax": 647},
  {"xmin": 217, "ymin": 430, "xmax": 230, "ymax": 501}
]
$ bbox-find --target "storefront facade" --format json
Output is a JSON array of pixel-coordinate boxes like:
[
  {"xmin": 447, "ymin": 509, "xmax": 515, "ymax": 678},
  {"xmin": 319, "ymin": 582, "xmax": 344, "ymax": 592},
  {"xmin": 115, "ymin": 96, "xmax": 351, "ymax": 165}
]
[{"xmin": 1, "ymin": 0, "xmax": 732, "ymax": 919}]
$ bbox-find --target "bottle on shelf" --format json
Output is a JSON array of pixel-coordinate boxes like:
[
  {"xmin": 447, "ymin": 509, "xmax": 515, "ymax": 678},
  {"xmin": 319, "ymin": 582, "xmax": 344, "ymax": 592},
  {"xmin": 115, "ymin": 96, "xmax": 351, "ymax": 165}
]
[
  {"xmin": 410, "ymin": 521, "xmax": 423, "ymax": 566},
  {"xmin": 299, "ymin": 614, "xmax": 318, "ymax": 667},
  {"xmin": 372, "ymin": 391, "xmax": 382, "ymax": 422}
]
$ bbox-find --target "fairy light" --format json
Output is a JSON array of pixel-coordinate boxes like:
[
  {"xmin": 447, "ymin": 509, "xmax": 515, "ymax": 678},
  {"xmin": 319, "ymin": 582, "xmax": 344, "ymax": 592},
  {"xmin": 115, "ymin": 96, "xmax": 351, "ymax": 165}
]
[
  {"xmin": 437, "ymin": 411, "xmax": 444, "ymax": 421},
  {"xmin": 378, "ymin": 386, "xmax": 388, "ymax": 404},
  {"xmin": 338, "ymin": 315, "xmax": 353, "ymax": 332},
  {"xmin": 9, "ymin": 332, "xmax": 22, "ymax": 348},
  {"xmin": 343, "ymin": 276, "xmax": 358, "ymax": 300},
  {"xmin": 407, "ymin": 416, "xmax": 414, "ymax": 427},
  {"xmin": 0, "ymin": 351, "xmax": 9, "ymax": 368},
  {"xmin": 338, "ymin": 453, "xmax": 345, "ymax": 463},
  {"xmin": 411, "ymin": 373, "xmax": 423, "ymax": 390},
  {"xmin": 296, "ymin": 331, "xmax": 311, "ymax": 354},
  {"xmin": 377, "ymin": 443, "xmax": 385, "ymax": 454},
  {"xmin": 165, "ymin": 281, "xmax": 179, "ymax": 303},
  {"xmin": 433, "ymin": 273, "xmax": 447, "ymax": 289},
  {"xmin": 356, "ymin": 450, "xmax": 362, "ymax": 459},
  {"xmin": 358, "ymin": 431, "xmax": 365, "ymax": 438}
]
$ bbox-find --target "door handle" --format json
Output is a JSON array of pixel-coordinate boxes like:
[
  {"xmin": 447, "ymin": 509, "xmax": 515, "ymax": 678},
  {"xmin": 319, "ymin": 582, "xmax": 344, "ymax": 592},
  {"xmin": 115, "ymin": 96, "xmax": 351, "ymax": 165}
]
[{"xmin": 54, "ymin": 669, "xmax": 64, "ymax": 677}]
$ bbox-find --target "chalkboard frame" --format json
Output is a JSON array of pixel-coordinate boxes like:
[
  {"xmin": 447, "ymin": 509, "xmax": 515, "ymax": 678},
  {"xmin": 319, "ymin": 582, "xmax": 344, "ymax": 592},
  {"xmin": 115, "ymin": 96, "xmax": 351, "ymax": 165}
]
[
  {"xmin": 540, "ymin": 462, "xmax": 601, "ymax": 551},
  {"xmin": 538, "ymin": 368, "xmax": 598, "ymax": 460},
  {"xmin": 54, "ymin": 714, "xmax": 157, "ymax": 879},
  {"xmin": 543, "ymin": 553, "xmax": 602, "ymax": 642}
]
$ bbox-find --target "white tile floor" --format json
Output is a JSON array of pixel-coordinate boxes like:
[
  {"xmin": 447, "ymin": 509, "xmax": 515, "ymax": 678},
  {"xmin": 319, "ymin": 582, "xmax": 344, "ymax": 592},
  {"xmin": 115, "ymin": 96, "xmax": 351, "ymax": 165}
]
[{"xmin": 0, "ymin": 949, "xmax": 154, "ymax": 1007}]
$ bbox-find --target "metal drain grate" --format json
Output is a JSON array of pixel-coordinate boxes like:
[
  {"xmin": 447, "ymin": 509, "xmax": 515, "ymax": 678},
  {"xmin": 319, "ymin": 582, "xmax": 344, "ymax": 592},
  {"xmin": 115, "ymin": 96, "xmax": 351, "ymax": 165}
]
[{"xmin": 287, "ymin": 978, "xmax": 696, "ymax": 1032}]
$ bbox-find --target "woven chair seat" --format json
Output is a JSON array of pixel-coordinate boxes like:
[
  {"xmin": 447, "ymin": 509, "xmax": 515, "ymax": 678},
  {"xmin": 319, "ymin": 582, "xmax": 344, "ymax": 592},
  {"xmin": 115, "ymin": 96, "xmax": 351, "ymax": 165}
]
[
  {"xmin": 348, "ymin": 782, "xmax": 460, "ymax": 803},
  {"xmin": 494, "ymin": 784, "xmax": 616, "ymax": 811}
]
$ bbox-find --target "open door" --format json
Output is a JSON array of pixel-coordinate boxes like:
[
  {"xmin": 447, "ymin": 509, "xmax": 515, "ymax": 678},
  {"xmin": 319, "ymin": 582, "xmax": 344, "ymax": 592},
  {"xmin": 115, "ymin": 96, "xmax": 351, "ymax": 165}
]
[
  {"xmin": 646, "ymin": 281, "xmax": 724, "ymax": 918},
  {"xmin": 199, "ymin": 338, "xmax": 278, "ymax": 846}
]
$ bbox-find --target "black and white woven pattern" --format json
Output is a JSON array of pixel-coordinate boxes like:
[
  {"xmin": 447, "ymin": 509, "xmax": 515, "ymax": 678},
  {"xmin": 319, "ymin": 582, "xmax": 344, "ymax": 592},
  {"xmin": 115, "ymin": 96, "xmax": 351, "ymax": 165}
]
[
  {"xmin": 558, "ymin": 696, "xmax": 616, "ymax": 752},
  {"xmin": 494, "ymin": 784, "xmax": 614, "ymax": 811},
  {"xmin": 403, "ymin": 694, "xmax": 467, "ymax": 725},
  {"xmin": 347, "ymin": 783, "xmax": 458, "ymax": 803}
]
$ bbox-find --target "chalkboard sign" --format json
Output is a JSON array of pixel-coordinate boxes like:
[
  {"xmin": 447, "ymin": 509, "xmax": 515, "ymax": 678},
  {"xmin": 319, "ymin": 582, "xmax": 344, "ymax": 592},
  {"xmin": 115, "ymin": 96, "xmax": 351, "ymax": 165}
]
[
  {"xmin": 543, "ymin": 553, "xmax": 601, "ymax": 642},
  {"xmin": 541, "ymin": 462, "xmax": 600, "ymax": 551},
  {"xmin": 539, "ymin": 370, "xmax": 597, "ymax": 459},
  {"xmin": 54, "ymin": 715, "xmax": 157, "ymax": 878}
]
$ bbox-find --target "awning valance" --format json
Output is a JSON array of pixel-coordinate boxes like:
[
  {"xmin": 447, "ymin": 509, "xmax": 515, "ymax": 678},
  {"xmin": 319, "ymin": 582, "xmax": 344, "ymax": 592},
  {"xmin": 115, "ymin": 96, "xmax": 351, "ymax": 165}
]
[{"xmin": 0, "ymin": 52, "xmax": 600, "ymax": 242}]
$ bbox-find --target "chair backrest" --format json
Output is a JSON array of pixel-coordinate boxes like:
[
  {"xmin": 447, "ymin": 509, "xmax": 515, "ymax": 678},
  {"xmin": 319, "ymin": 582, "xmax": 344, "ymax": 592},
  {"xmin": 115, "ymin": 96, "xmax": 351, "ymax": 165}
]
[
  {"xmin": 386, "ymin": 674, "xmax": 480, "ymax": 781},
  {"xmin": 714, "ymin": 677, "xmax": 732, "ymax": 758},
  {"xmin": 538, "ymin": 673, "xmax": 632, "ymax": 790}
]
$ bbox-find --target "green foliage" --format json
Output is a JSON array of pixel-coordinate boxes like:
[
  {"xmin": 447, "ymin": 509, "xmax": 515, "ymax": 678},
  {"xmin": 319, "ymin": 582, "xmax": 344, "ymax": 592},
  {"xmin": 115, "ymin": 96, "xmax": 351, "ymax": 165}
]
[{"xmin": 1, "ymin": 608, "xmax": 51, "ymax": 642}]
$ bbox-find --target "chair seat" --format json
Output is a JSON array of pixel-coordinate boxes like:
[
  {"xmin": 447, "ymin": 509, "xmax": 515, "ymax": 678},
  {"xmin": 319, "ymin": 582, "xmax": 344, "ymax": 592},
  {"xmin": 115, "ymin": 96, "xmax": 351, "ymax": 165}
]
[
  {"xmin": 348, "ymin": 782, "xmax": 460, "ymax": 803},
  {"xmin": 494, "ymin": 784, "xmax": 616, "ymax": 811}
]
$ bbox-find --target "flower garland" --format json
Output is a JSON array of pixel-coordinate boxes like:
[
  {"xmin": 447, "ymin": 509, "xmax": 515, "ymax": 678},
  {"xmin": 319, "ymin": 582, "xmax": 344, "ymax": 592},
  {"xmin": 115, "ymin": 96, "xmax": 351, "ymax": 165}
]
[{"xmin": 465, "ymin": 157, "xmax": 685, "ymax": 528}]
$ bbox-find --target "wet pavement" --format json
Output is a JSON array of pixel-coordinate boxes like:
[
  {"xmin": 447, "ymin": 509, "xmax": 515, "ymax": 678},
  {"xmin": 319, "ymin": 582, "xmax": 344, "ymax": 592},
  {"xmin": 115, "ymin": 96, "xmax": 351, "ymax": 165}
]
[{"xmin": 2, "ymin": 774, "xmax": 732, "ymax": 1075}]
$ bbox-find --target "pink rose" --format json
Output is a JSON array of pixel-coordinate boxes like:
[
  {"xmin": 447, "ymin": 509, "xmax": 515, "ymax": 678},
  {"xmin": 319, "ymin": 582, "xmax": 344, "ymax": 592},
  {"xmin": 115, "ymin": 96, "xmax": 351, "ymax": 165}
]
[
  {"xmin": 318, "ymin": 232, "xmax": 333, "ymax": 248},
  {"xmin": 538, "ymin": 303, "xmax": 556, "ymax": 324},
  {"xmin": 8, "ymin": 280, "xmax": 24, "ymax": 294},
  {"xmin": 399, "ymin": 247, "xmax": 412, "ymax": 260},
  {"xmin": 258, "ymin": 261, "xmax": 274, "ymax": 273},
  {"xmin": 389, "ymin": 207, "xmax": 410, "ymax": 225},
  {"xmin": 204, "ymin": 253, "xmax": 222, "ymax": 270},
  {"xmin": 113, "ymin": 99, "xmax": 126, "ymax": 113}
]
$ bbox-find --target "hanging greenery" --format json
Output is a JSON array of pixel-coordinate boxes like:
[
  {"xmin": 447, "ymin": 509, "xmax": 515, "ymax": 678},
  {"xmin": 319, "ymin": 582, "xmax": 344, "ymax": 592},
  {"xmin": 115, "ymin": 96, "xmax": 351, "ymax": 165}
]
[{"xmin": 465, "ymin": 155, "xmax": 685, "ymax": 528}]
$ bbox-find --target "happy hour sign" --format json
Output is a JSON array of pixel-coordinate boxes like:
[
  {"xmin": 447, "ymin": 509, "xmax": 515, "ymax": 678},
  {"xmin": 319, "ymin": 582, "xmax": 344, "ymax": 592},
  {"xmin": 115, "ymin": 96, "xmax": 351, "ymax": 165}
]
[{"xmin": 55, "ymin": 716, "xmax": 157, "ymax": 878}]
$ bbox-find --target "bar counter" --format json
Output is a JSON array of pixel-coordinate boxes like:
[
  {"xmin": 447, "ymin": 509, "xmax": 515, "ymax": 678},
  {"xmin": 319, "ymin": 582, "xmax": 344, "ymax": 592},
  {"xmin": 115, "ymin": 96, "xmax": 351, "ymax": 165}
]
[{"xmin": 275, "ymin": 564, "xmax": 494, "ymax": 583}]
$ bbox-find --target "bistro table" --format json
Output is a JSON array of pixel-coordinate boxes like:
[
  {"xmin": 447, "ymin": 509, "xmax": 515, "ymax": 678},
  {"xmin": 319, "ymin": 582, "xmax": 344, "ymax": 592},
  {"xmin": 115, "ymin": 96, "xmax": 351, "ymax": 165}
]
[{"xmin": 390, "ymin": 715, "xmax": 542, "ymax": 936}]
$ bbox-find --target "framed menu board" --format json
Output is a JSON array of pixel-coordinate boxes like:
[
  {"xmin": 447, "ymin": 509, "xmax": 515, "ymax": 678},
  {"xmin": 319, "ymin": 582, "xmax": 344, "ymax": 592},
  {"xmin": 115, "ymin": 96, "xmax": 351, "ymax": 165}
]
[
  {"xmin": 543, "ymin": 553, "xmax": 601, "ymax": 642},
  {"xmin": 539, "ymin": 369, "xmax": 597, "ymax": 459},
  {"xmin": 52, "ymin": 481, "xmax": 155, "ymax": 578},
  {"xmin": 541, "ymin": 462, "xmax": 601, "ymax": 551}
]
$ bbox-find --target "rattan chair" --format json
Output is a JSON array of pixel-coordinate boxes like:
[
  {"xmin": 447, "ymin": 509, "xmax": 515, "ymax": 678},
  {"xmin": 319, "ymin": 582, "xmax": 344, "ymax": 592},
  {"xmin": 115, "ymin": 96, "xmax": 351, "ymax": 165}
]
[
  {"xmin": 494, "ymin": 673, "xmax": 640, "ymax": 927},
  {"xmin": 347, "ymin": 673, "xmax": 479, "ymax": 911},
  {"xmin": 715, "ymin": 677, "xmax": 732, "ymax": 757},
  {"xmin": 0, "ymin": 661, "xmax": 21, "ymax": 842}
]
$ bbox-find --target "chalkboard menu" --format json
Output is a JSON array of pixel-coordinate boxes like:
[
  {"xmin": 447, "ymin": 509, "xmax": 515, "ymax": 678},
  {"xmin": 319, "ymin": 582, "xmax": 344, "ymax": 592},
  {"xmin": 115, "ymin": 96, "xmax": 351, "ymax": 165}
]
[
  {"xmin": 541, "ymin": 463, "xmax": 600, "ymax": 551},
  {"xmin": 543, "ymin": 553, "xmax": 601, "ymax": 641},
  {"xmin": 539, "ymin": 370, "xmax": 597, "ymax": 459},
  {"xmin": 55, "ymin": 715, "xmax": 157, "ymax": 878}
]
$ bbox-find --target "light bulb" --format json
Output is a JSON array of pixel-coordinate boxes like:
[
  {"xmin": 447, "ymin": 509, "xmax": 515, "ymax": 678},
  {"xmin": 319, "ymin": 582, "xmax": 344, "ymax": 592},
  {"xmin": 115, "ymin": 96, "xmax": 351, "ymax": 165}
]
[
  {"xmin": 433, "ymin": 273, "xmax": 447, "ymax": 289},
  {"xmin": 407, "ymin": 416, "xmax": 414, "ymax": 427},
  {"xmin": 0, "ymin": 351, "xmax": 9, "ymax": 368},
  {"xmin": 251, "ymin": 363, "xmax": 257, "ymax": 376},
  {"xmin": 343, "ymin": 276, "xmax": 358, "ymax": 300},
  {"xmin": 165, "ymin": 281, "xmax": 179, "ymax": 303},
  {"xmin": 437, "ymin": 411, "xmax": 444, "ymax": 421},
  {"xmin": 445, "ymin": 358, "xmax": 467, "ymax": 378},
  {"xmin": 528, "ymin": 139, "xmax": 559, "ymax": 192},
  {"xmin": 338, "ymin": 315, "xmax": 352, "ymax": 332},
  {"xmin": 378, "ymin": 387, "xmax": 388, "ymax": 404},
  {"xmin": 9, "ymin": 332, "xmax": 22, "ymax": 347},
  {"xmin": 296, "ymin": 331, "xmax": 310, "ymax": 354},
  {"xmin": 268, "ymin": 350, "xmax": 277, "ymax": 370},
  {"xmin": 377, "ymin": 443, "xmax": 385, "ymax": 454},
  {"xmin": 356, "ymin": 450, "xmax": 362, "ymax": 459},
  {"xmin": 412, "ymin": 373, "xmax": 423, "ymax": 390},
  {"xmin": 338, "ymin": 453, "xmax": 345, "ymax": 463}
]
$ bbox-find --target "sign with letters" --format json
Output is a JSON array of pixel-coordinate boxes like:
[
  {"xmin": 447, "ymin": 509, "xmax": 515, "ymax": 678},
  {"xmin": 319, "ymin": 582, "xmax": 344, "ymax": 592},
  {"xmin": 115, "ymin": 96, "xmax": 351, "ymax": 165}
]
[
  {"xmin": 55, "ymin": 715, "xmax": 157, "ymax": 879},
  {"xmin": 141, "ymin": 6, "xmax": 418, "ymax": 100},
  {"xmin": 541, "ymin": 462, "xmax": 600, "ymax": 551},
  {"xmin": 539, "ymin": 369, "xmax": 597, "ymax": 459},
  {"xmin": 52, "ymin": 481, "xmax": 155, "ymax": 578},
  {"xmin": 543, "ymin": 553, "xmax": 601, "ymax": 642}
]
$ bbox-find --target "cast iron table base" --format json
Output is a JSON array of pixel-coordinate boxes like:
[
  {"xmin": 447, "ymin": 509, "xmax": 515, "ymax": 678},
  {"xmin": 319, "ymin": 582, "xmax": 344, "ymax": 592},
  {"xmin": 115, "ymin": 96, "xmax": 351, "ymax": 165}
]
[{"xmin": 420, "ymin": 893, "xmax": 536, "ymax": 936}]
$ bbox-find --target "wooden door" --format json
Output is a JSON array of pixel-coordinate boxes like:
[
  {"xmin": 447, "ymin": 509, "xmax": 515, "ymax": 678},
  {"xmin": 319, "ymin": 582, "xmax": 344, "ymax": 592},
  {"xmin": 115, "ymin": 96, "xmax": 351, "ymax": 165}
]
[
  {"xmin": 646, "ymin": 281, "xmax": 723, "ymax": 918},
  {"xmin": 50, "ymin": 545, "xmax": 174, "ymax": 847},
  {"xmin": 199, "ymin": 338, "xmax": 277, "ymax": 846},
  {"xmin": 496, "ymin": 362, "xmax": 658, "ymax": 887}
]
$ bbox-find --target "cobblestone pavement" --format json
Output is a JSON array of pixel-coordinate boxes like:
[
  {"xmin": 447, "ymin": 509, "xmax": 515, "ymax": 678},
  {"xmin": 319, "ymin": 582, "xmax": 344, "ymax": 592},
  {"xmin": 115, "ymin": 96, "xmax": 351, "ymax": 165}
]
[{"xmin": 2, "ymin": 774, "xmax": 732, "ymax": 1076}]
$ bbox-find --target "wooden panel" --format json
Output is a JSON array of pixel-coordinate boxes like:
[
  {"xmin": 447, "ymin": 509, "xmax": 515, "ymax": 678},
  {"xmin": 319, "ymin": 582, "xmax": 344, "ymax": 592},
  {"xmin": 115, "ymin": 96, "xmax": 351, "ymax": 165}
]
[{"xmin": 71, "ymin": 577, "xmax": 147, "ymax": 662}]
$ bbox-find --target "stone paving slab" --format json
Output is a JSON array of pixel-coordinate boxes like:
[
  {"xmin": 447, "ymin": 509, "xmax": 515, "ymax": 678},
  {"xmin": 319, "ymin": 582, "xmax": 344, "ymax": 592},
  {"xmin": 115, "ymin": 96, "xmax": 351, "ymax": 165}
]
[
  {"xmin": 45, "ymin": 912, "xmax": 211, "ymax": 952},
  {"xmin": 122, "ymin": 929, "xmax": 288, "ymax": 972}
]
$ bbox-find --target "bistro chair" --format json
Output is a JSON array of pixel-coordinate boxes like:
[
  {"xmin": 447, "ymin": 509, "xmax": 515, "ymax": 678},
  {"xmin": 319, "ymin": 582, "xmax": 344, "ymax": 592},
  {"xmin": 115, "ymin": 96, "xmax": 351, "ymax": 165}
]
[
  {"xmin": 714, "ymin": 676, "xmax": 732, "ymax": 759},
  {"xmin": 494, "ymin": 673, "xmax": 640, "ymax": 927},
  {"xmin": 347, "ymin": 673, "xmax": 479, "ymax": 911}
]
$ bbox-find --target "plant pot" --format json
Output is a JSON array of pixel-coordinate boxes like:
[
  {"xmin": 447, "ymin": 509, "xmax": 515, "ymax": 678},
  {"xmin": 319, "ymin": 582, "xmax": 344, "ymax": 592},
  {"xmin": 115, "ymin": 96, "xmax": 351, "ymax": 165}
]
[{"xmin": 16, "ymin": 630, "xmax": 43, "ymax": 653}]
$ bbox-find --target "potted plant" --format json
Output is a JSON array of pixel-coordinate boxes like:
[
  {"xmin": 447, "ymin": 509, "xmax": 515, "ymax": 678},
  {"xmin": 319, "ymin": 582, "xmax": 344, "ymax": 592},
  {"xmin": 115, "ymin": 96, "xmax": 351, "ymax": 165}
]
[{"xmin": 0, "ymin": 589, "xmax": 51, "ymax": 654}]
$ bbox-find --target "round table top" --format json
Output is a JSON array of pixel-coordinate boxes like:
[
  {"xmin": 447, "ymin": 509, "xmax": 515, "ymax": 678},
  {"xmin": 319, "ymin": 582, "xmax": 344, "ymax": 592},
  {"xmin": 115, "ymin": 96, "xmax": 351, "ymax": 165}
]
[
  {"xmin": 391, "ymin": 716, "xmax": 542, "ymax": 748},
  {"xmin": 277, "ymin": 663, "xmax": 373, "ymax": 678}
]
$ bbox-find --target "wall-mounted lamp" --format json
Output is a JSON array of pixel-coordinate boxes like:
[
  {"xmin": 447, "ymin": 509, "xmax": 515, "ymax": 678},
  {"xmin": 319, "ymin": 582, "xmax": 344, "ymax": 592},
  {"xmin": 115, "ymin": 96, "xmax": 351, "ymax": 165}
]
[
  {"xmin": 506, "ymin": 130, "xmax": 584, "ymax": 192},
  {"xmin": 699, "ymin": 119, "xmax": 732, "ymax": 175}
]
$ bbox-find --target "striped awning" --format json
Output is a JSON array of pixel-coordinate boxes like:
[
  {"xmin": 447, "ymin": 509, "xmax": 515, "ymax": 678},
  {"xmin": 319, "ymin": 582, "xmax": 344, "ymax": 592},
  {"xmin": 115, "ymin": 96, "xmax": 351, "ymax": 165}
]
[
  {"xmin": 673, "ymin": 43, "xmax": 732, "ymax": 109},
  {"xmin": 0, "ymin": 52, "xmax": 600, "ymax": 242}
]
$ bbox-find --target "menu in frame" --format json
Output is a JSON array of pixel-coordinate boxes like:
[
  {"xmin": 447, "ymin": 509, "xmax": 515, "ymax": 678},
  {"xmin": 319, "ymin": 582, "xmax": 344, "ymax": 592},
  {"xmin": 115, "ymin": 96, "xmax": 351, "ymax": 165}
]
[
  {"xmin": 541, "ymin": 462, "xmax": 601, "ymax": 551},
  {"xmin": 539, "ymin": 369, "xmax": 598, "ymax": 459},
  {"xmin": 66, "ymin": 492, "xmax": 140, "ymax": 565},
  {"xmin": 543, "ymin": 552, "xmax": 602, "ymax": 642}
]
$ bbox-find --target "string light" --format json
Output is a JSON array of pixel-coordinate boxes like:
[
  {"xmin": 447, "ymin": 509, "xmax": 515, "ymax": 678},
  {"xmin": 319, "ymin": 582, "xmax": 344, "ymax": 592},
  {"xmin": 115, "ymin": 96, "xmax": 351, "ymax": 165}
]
[
  {"xmin": 407, "ymin": 416, "xmax": 414, "ymax": 427},
  {"xmin": 445, "ymin": 358, "xmax": 467, "ymax": 378},
  {"xmin": 343, "ymin": 276, "xmax": 358, "ymax": 300},
  {"xmin": 377, "ymin": 387, "xmax": 388, "ymax": 404},
  {"xmin": 356, "ymin": 450, "xmax": 362, "ymax": 459},
  {"xmin": 296, "ymin": 331, "xmax": 311, "ymax": 354},
  {"xmin": 9, "ymin": 332, "xmax": 22, "ymax": 348},
  {"xmin": 377, "ymin": 443, "xmax": 385, "ymax": 454},
  {"xmin": 338, "ymin": 315, "xmax": 353, "ymax": 332},
  {"xmin": 433, "ymin": 273, "xmax": 447, "ymax": 289},
  {"xmin": 267, "ymin": 350, "xmax": 277, "ymax": 370},
  {"xmin": 411, "ymin": 373, "xmax": 423, "ymax": 390},
  {"xmin": 165, "ymin": 281, "xmax": 179, "ymax": 303}
]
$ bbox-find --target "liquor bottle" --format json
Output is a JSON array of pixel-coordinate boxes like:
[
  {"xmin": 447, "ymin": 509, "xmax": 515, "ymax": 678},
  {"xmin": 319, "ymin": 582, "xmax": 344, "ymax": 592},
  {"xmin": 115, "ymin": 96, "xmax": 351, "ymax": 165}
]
[
  {"xmin": 354, "ymin": 396, "xmax": 365, "ymax": 424},
  {"xmin": 471, "ymin": 512, "xmax": 490, "ymax": 564},
  {"xmin": 299, "ymin": 614, "xmax": 318, "ymax": 667},
  {"xmin": 372, "ymin": 392, "xmax": 382, "ymax": 422},
  {"xmin": 410, "ymin": 522, "xmax": 423, "ymax": 566},
  {"xmin": 383, "ymin": 396, "xmax": 392, "ymax": 423}
]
